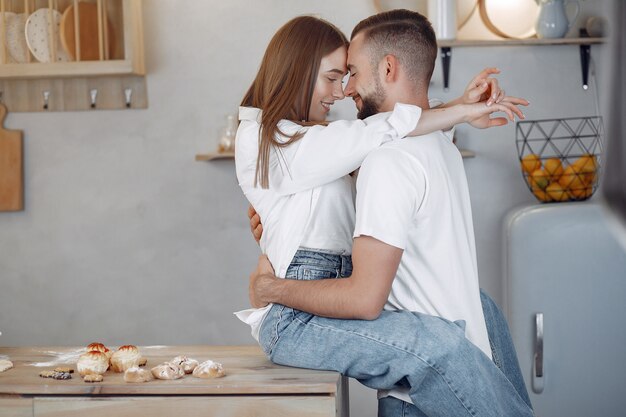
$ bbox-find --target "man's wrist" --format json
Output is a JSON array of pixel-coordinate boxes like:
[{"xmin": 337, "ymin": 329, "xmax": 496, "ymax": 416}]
[{"xmin": 260, "ymin": 273, "xmax": 282, "ymax": 304}]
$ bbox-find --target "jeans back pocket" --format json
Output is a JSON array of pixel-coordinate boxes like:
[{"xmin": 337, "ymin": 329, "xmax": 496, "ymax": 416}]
[{"xmin": 296, "ymin": 265, "xmax": 340, "ymax": 281}]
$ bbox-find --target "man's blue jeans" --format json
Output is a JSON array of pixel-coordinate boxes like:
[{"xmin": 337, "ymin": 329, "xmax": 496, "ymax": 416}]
[
  {"xmin": 258, "ymin": 249, "xmax": 533, "ymax": 417},
  {"xmin": 378, "ymin": 290, "xmax": 532, "ymax": 416}
]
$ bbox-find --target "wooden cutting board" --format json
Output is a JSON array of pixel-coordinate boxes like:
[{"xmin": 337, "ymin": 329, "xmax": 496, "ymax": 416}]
[
  {"xmin": 0, "ymin": 103, "xmax": 23, "ymax": 211},
  {"xmin": 60, "ymin": 2, "xmax": 115, "ymax": 61}
]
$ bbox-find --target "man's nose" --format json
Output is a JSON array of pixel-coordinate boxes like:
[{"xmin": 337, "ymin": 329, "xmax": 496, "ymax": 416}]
[{"xmin": 344, "ymin": 78, "xmax": 355, "ymax": 97}]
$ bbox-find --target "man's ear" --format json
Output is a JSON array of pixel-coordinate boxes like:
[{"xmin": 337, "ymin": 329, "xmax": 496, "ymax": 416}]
[{"xmin": 380, "ymin": 54, "xmax": 399, "ymax": 83}]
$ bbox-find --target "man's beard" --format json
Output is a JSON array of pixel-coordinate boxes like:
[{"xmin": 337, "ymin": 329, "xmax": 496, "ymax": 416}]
[{"xmin": 357, "ymin": 78, "xmax": 386, "ymax": 120}]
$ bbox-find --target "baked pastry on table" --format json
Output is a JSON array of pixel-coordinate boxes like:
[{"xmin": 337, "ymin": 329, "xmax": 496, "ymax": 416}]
[
  {"xmin": 86, "ymin": 342, "xmax": 110, "ymax": 356},
  {"xmin": 192, "ymin": 360, "xmax": 225, "ymax": 378},
  {"xmin": 151, "ymin": 362, "xmax": 184, "ymax": 380},
  {"xmin": 171, "ymin": 356, "xmax": 199, "ymax": 374},
  {"xmin": 110, "ymin": 345, "xmax": 142, "ymax": 373},
  {"xmin": 124, "ymin": 366, "xmax": 154, "ymax": 383},
  {"xmin": 77, "ymin": 351, "xmax": 109, "ymax": 376},
  {"xmin": 83, "ymin": 374, "xmax": 103, "ymax": 383},
  {"xmin": 0, "ymin": 360, "xmax": 13, "ymax": 373}
]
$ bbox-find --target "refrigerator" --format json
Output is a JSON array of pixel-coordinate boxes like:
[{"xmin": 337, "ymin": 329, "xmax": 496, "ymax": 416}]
[{"xmin": 504, "ymin": 202, "xmax": 626, "ymax": 417}]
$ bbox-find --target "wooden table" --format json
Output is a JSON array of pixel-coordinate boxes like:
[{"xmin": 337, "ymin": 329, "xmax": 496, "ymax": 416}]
[{"xmin": 0, "ymin": 345, "xmax": 348, "ymax": 417}]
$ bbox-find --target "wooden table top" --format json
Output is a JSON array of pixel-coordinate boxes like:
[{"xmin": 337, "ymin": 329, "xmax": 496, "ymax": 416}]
[{"xmin": 0, "ymin": 345, "xmax": 342, "ymax": 396}]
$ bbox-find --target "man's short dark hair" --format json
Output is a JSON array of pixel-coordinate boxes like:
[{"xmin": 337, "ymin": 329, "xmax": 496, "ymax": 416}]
[{"xmin": 351, "ymin": 9, "xmax": 437, "ymax": 90}]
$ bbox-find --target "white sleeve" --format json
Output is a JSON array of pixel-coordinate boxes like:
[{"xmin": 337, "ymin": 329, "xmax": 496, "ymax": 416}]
[
  {"xmin": 353, "ymin": 148, "xmax": 427, "ymax": 250},
  {"xmin": 273, "ymin": 103, "xmax": 421, "ymax": 195}
]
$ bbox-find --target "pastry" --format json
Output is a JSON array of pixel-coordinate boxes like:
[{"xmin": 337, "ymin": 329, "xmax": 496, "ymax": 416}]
[
  {"xmin": 87, "ymin": 342, "xmax": 108, "ymax": 352},
  {"xmin": 87, "ymin": 342, "xmax": 112, "ymax": 365},
  {"xmin": 54, "ymin": 367, "xmax": 74, "ymax": 374},
  {"xmin": 87, "ymin": 342, "xmax": 112, "ymax": 359},
  {"xmin": 124, "ymin": 366, "xmax": 154, "ymax": 383},
  {"xmin": 77, "ymin": 351, "xmax": 109, "ymax": 376},
  {"xmin": 40, "ymin": 370, "xmax": 72, "ymax": 380},
  {"xmin": 151, "ymin": 362, "xmax": 184, "ymax": 380},
  {"xmin": 83, "ymin": 374, "xmax": 103, "ymax": 383},
  {"xmin": 0, "ymin": 360, "xmax": 13, "ymax": 373},
  {"xmin": 192, "ymin": 360, "xmax": 225, "ymax": 379},
  {"xmin": 110, "ymin": 345, "xmax": 141, "ymax": 373},
  {"xmin": 171, "ymin": 356, "xmax": 199, "ymax": 374}
]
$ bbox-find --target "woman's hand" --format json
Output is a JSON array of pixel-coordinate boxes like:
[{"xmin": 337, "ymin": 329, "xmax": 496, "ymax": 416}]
[
  {"xmin": 247, "ymin": 205, "xmax": 263, "ymax": 243},
  {"xmin": 462, "ymin": 67, "xmax": 503, "ymax": 106},
  {"xmin": 463, "ymin": 97, "xmax": 529, "ymax": 129}
]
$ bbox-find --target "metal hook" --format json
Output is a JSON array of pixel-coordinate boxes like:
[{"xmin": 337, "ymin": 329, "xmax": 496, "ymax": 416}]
[
  {"xmin": 90, "ymin": 89, "xmax": 98, "ymax": 108},
  {"xmin": 43, "ymin": 91, "xmax": 50, "ymax": 110},
  {"xmin": 124, "ymin": 88, "xmax": 132, "ymax": 108}
]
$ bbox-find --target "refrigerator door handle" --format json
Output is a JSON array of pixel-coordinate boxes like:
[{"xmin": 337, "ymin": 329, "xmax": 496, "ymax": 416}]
[{"xmin": 533, "ymin": 312, "xmax": 545, "ymax": 394}]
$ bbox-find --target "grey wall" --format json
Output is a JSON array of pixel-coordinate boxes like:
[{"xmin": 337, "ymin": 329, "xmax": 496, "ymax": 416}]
[{"xmin": 0, "ymin": 1, "xmax": 612, "ymax": 415}]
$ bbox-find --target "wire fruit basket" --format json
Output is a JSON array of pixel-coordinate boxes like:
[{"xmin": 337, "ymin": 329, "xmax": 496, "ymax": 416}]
[{"xmin": 516, "ymin": 117, "xmax": 604, "ymax": 203}]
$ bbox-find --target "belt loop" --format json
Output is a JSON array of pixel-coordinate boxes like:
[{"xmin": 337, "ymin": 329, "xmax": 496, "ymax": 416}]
[{"xmin": 340, "ymin": 254, "xmax": 349, "ymax": 275}]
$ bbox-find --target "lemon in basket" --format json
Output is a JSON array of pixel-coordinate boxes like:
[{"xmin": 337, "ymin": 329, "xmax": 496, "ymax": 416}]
[
  {"xmin": 546, "ymin": 182, "xmax": 569, "ymax": 202},
  {"xmin": 544, "ymin": 158, "xmax": 564, "ymax": 181},
  {"xmin": 521, "ymin": 154, "xmax": 541, "ymax": 174},
  {"xmin": 530, "ymin": 168, "xmax": 549, "ymax": 190},
  {"xmin": 572, "ymin": 154, "xmax": 597, "ymax": 174}
]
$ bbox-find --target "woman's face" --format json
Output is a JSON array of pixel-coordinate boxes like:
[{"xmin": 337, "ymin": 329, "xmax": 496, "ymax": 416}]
[{"xmin": 308, "ymin": 46, "xmax": 348, "ymax": 122}]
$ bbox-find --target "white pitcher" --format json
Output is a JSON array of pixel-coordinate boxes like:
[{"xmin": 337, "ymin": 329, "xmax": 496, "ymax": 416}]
[{"xmin": 535, "ymin": 0, "xmax": 580, "ymax": 38}]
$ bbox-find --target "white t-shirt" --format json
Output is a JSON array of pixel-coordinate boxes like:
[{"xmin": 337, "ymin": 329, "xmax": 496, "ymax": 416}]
[
  {"xmin": 354, "ymin": 131, "xmax": 491, "ymax": 403},
  {"xmin": 300, "ymin": 175, "xmax": 356, "ymax": 254},
  {"xmin": 234, "ymin": 104, "xmax": 422, "ymax": 341}
]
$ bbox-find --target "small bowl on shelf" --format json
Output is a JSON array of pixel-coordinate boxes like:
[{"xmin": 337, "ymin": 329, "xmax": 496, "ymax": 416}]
[{"xmin": 516, "ymin": 117, "xmax": 604, "ymax": 203}]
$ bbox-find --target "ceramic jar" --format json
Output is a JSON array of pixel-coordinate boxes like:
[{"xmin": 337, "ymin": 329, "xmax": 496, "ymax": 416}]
[{"xmin": 535, "ymin": 0, "xmax": 580, "ymax": 39}]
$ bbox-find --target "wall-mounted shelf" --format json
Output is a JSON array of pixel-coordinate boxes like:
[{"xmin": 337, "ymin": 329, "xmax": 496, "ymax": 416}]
[
  {"xmin": 195, "ymin": 151, "xmax": 235, "ymax": 161},
  {"xmin": 0, "ymin": 0, "xmax": 146, "ymax": 112},
  {"xmin": 196, "ymin": 149, "xmax": 475, "ymax": 161},
  {"xmin": 436, "ymin": 36, "xmax": 607, "ymax": 91}
]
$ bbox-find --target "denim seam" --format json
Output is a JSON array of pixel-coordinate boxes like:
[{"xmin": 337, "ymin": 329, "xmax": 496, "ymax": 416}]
[
  {"xmin": 266, "ymin": 305, "xmax": 287, "ymax": 356},
  {"xmin": 293, "ymin": 316, "xmax": 477, "ymax": 416}
]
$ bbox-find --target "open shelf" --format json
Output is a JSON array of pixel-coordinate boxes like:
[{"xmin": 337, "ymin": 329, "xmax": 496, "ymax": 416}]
[
  {"xmin": 437, "ymin": 37, "xmax": 606, "ymax": 47},
  {"xmin": 195, "ymin": 151, "xmax": 235, "ymax": 161},
  {"xmin": 436, "ymin": 36, "xmax": 607, "ymax": 91}
]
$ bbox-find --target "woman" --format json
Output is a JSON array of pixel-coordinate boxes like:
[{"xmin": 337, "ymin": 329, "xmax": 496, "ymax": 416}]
[
  {"xmin": 235, "ymin": 15, "xmax": 530, "ymax": 417},
  {"xmin": 235, "ymin": 14, "xmax": 520, "ymax": 340}
]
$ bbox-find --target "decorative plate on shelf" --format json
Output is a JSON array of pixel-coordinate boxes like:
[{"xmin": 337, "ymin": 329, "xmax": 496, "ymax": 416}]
[
  {"xmin": 25, "ymin": 8, "xmax": 71, "ymax": 63},
  {"xmin": 5, "ymin": 12, "xmax": 30, "ymax": 63},
  {"xmin": 478, "ymin": 0, "xmax": 540, "ymax": 39},
  {"xmin": 60, "ymin": 2, "xmax": 115, "ymax": 61}
]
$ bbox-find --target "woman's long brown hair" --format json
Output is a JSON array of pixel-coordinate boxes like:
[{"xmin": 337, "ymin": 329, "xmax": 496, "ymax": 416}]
[{"xmin": 241, "ymin": 16, "xmax": 348, "ymax": 189}]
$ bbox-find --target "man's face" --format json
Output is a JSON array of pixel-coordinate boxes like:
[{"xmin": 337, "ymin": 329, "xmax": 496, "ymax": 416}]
[{"xmin": 345, "ymin": 34, "xmax": 387, "ymax": 120}]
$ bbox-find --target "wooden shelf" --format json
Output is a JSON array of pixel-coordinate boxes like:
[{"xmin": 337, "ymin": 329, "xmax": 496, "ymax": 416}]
[
  {"xmin": 195, "ymin": 151, "xmax": 235, "ymax": 161},
  {"xmin": 436, "ymin": 36, "xmax": 607, "ymax": 91},
  {"xmin": 437, "ymin": 37, "xmax": 607, "ymax": 47},
  {"xmin": 0, "ymin": 0, "xmax": 146, "ymax": 112},
  {"xmin": 195, "ymin": 149, "xmax": 475, "ymax": 161},
  {"xmin": 460, "ymin": 149, "xmax": 475, "ymax": 159}
]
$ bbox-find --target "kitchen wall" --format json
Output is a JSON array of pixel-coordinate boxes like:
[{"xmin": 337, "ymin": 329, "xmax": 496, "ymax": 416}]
[{"xmin": 0, "ymin": 1, "xmax": 612, "ymax": 415}]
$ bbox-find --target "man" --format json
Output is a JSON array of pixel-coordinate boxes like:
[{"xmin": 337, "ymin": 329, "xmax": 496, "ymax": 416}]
[{"xmin": 248, "ymin": 10, "xmax": 533, "ymax": 417}]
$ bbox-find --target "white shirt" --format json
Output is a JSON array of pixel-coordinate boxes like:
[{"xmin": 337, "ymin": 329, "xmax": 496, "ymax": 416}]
[
  {"xmin": 234, "ymin": 104, "xmax": 422, "ymax": 341},
  {"xmin": 353, "ymin": 131, "xmax": 491, "ymax": 403}
]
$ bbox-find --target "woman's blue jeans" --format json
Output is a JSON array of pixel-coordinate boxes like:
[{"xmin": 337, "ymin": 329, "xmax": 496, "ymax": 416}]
[{"xmin": 258, "ymin": 249, "xmax": 533, "ymax": 417}]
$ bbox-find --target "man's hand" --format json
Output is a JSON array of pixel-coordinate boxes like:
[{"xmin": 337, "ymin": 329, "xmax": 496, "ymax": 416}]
[
  {"xmin": 249, "ymin": 255, "xmax": 276, "ymax": 308},
  {"xmin": 247, "ymin": 205, "xmax": 263, "ymax": 244}
]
